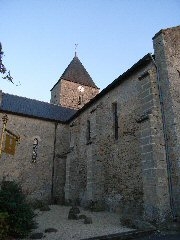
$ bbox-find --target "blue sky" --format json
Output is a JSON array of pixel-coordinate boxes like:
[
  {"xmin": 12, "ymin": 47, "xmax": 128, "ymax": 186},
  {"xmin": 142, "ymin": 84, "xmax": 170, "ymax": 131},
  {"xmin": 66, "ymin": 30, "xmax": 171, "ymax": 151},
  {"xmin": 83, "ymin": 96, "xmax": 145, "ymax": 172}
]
[{"xmin": 1, "ymin": 0, "xmax": 180, "ymax": 102}]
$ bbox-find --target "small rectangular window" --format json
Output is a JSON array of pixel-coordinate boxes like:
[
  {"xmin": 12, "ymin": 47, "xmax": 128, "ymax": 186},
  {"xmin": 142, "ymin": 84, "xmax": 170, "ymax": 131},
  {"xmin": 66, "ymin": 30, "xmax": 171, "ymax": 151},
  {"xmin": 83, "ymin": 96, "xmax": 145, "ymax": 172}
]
[{"xmin": 112, "ymin": 102, "xmax": 119, "ymax": 140}]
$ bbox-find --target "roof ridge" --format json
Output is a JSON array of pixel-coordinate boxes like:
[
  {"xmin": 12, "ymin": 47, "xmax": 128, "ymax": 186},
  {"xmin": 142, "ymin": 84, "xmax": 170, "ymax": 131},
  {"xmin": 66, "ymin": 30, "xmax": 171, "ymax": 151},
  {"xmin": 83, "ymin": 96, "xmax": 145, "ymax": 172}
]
[
  {"xmin": 2, "ymin": 92, "xmax": 49, "ymax": 104},
  {"xmin": 2, "ymin": 92, "xmax": 76, "ymax": 110},
  {"xmin": 1, "ymin": 92, "xmax": 77, "ymax": 122}
]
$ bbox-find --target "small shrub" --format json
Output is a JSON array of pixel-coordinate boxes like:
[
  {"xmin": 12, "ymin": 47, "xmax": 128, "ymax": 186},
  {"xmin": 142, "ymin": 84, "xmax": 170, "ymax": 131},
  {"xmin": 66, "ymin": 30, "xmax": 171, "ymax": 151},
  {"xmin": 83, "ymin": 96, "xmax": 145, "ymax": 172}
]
[{"xmin": 0, "ymin": 180, "xmax": 37, "ymax": 238}]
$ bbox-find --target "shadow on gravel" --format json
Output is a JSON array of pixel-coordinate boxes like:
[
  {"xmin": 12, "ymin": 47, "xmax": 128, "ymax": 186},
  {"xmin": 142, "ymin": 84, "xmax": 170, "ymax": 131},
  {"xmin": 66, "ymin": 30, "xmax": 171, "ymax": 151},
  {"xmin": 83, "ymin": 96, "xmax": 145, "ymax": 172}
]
[{"xmin": 133, "ymin": 232, "xmax": 180, "ymax": 240}]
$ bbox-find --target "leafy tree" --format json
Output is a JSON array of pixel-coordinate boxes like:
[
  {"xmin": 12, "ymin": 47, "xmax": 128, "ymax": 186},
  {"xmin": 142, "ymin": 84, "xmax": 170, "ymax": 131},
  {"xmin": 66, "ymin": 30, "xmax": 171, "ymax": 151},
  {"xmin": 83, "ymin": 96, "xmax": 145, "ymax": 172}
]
[
  {"xmin": 0, "ymin": 42, "xmax": 13, "ymax": 83},
  {"xmin": 0, "ymin": 180, "xmax": 37, "ymax": 238}
]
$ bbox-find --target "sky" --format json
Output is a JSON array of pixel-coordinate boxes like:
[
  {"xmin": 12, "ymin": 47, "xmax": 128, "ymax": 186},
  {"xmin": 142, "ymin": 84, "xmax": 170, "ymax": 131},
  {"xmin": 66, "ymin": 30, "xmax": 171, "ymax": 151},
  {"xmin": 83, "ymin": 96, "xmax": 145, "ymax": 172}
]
[{"xmin": 1, "ymin": 0, "xmax": 180, "ymax": 103}]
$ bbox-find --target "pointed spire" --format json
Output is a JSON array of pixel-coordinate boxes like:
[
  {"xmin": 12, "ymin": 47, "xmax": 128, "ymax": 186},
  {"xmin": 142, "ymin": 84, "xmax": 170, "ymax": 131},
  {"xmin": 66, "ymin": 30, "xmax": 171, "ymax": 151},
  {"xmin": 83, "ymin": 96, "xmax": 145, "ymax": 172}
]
[{"xmin": 51, "ymin": 50, "xmax": 99, "ymax": 91}]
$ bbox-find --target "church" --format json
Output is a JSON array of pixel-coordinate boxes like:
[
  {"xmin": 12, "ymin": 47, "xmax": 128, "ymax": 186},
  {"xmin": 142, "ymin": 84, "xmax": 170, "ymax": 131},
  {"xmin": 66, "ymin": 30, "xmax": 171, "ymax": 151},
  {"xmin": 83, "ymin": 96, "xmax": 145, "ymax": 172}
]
[{"xmin": 0, "ymin": 26, "xmax": 180, "ymax": 224}]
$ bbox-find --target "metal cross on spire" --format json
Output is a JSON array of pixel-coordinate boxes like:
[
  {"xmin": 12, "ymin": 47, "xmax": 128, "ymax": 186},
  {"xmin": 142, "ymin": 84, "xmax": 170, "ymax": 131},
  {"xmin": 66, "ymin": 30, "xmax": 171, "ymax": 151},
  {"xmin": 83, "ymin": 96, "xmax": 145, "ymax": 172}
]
[{"xmin": 75, "ymin": 43, "xmax": 78, "ymax": 57}]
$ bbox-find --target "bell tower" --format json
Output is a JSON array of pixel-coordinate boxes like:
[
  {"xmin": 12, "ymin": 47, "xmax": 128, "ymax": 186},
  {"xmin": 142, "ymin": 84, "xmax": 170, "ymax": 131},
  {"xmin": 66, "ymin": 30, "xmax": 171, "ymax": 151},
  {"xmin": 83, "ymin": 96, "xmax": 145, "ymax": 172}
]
[{"xmin": 50, "ymin": 53, "xmax": 99, "ymax": 110}]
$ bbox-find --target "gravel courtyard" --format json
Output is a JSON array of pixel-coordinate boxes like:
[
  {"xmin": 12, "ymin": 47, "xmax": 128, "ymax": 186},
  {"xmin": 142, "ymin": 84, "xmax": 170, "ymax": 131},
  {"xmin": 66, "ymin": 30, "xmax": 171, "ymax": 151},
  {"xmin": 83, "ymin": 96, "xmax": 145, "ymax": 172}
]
[{"xmin": 26, "ymin": 205, "xmax": 132, "ymax": 240}]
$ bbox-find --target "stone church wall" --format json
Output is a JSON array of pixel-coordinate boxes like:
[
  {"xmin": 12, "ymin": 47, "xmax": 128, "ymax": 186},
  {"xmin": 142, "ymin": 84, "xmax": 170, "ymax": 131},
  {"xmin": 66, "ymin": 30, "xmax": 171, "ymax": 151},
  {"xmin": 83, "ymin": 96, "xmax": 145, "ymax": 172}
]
[
  {"xmin": 153, "ymin": 26, "xmax": 180, "ymax": 218},
  {"xmin": 50, "ymin": 82, "xmax": 61, "ymax": 105},
  {"xmin": 52, "ymin": 79, "xmax": 99, "ymax": 109},
  {"xmin": 65, "ymin": 61, "xmax": 159, "ymax": 216},
  {"xmin": 52, "ymin": 123, "xmax": 70, "ymax": 204},
  {"xmin": 137, "ymin": 66, "xmax": 170, "ymax": 222},
  {"xmin": 0, "ymin": 113, "xmax": 57, "ymax": 203}
]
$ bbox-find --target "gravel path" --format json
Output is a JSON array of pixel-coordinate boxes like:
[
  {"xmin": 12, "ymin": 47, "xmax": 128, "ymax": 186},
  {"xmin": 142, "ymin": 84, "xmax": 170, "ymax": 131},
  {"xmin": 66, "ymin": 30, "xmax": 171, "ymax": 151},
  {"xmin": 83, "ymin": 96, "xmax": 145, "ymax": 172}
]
[{"xmin": 26, "ymin": 205, "xmax": 132, "ymax": 240}]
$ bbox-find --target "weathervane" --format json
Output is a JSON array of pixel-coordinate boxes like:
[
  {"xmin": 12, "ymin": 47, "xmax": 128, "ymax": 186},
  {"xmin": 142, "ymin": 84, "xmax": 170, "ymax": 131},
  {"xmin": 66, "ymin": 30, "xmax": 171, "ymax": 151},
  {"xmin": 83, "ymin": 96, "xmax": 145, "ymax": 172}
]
[{"xmin": 75, "ymin": 43, "xmax": 78, "ymax": 57}]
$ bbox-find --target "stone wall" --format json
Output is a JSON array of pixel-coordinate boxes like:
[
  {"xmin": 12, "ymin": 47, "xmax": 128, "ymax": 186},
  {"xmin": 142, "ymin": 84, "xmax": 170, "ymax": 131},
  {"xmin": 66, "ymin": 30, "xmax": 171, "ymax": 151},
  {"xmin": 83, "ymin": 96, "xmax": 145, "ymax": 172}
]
[
  {"xmin": 137, "ymin": 67, "xmax": 171, "ymax": 222},
  {"xmin": 65, "ymin": 61, "xmax": 155, "ymax": 216},
  {"xmin": 153, "ymin": 26, "xmax": 180, "ymax": 218},
  {"xmin": 53, "ymin": 123, "xmax": 70, "ymax": 204},
  {"xmin": 51, "ymin": 79, "xmax": 99, "ymax": 109},
  {"xmin": 50, "ymin": 83, "xmax": 61, "ymax": 105},
  {"xmin": 0, "ymin": 113, "xmax": 57, "ymax": 203}
]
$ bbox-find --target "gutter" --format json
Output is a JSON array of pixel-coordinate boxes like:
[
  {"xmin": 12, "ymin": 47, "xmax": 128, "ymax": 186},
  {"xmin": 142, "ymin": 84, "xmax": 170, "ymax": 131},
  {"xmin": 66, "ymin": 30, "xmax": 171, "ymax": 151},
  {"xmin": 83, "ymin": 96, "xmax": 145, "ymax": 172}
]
[{"xmin": 149, "ymin": 54, "xmax": 177, "ymax": 221}]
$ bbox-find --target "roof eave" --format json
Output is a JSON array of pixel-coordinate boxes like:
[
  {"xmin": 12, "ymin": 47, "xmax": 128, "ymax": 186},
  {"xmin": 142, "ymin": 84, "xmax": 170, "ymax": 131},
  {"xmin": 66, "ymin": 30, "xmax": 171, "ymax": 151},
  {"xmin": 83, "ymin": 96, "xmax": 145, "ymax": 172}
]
[{"xmin": 0, "ymin": 109, "xmax": 67, "ymax": 124}]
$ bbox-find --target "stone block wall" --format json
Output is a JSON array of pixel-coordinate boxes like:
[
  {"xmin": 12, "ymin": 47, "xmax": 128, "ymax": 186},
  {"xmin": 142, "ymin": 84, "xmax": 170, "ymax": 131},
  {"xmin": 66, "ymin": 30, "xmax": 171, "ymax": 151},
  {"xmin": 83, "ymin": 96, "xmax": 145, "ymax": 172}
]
[
  {"xmin": 153, "ymin": 26, "xmax": 180, "ymax": 218},
  {"xmin": 50, "ymin": 83, "xmax": 61, "ymax": 105},
  {"xmin": 137, "ymin": 66, "xmax": 171, "ymax": 222},
  {"xmin": 51, "ymin": 79, "xmax": 99, "ymax": 109},
  {"xmin": 0, "ymin": 113, "xmax": 57, "ymax": 203},
  {"xmin": 53, "ymin": 123, "xmax": 70, "ymax": 204},
  {"xmin": 65, "ymin": 116, "xmax": 88, "ymax": 202},
  {"xmin": 65, "ymin": 61, "xmax": 154, "ymax": 216}
]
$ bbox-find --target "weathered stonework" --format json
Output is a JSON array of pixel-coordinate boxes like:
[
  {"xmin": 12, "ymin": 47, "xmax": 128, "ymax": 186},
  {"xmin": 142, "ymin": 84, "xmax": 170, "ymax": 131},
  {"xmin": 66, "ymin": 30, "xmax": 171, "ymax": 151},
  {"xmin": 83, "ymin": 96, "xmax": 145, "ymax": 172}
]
[
  {"xmin": 153, "ymin": 26, "xmax": 180, "ymax": 218},
  {"xmin": 138, "ymin": 67, "xmax": 171, "ymax": 222},
  {"xmin": 0, "ymin": 113, "xmax": 58, "ymax": 202},
  {"xmin": 52, "ymin": 124, "xmax": 69, "ymax": 204},
  {"xmin": 65, "ymin": 62, "xmax": 153, "ymax": 217},
  {"xmin": 51, "ymin": 79, "xmax": 99, "ymax": 109}
]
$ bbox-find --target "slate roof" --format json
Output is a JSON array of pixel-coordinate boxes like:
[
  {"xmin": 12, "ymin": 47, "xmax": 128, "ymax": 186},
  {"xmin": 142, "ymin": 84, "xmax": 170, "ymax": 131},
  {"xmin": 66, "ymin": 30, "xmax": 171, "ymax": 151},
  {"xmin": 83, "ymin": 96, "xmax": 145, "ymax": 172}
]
[
  {"xmin": 0, "ymin": 93, "xmax": 76, "ymax": 122},
  {"xmin": 51, "ymin": 55, "xmax": 99, "ymax": 90}
]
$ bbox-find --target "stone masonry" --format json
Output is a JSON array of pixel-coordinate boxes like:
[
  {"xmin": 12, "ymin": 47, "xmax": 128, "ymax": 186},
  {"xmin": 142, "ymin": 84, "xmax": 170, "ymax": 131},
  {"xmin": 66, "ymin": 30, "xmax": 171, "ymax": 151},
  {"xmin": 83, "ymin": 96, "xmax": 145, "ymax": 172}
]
[
  {"xmin": 0, "ymin": 113, "xmax": 56, "ymax": 202},
  {"xmin": 51, "ymin": 79, "xmax": 99, "ymax": 109},
  {"xmin": 153, "ymin": 26, "xmax": 180, "ymax": 218},
  {"xmin": 65, "ymin": 60, "xmax": 152, "ymax": 217},
  {"xmin": 138, "ymin": 66, "xmax": 171, "ymax": 222}
]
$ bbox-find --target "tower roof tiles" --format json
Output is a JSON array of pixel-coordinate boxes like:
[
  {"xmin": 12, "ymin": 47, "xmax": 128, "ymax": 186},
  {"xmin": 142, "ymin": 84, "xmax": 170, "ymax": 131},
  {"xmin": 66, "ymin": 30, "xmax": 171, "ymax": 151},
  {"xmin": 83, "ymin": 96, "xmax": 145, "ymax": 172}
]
[{"xmin": 51, "ymin": 55, "xmax": 99, "ymax": 90}]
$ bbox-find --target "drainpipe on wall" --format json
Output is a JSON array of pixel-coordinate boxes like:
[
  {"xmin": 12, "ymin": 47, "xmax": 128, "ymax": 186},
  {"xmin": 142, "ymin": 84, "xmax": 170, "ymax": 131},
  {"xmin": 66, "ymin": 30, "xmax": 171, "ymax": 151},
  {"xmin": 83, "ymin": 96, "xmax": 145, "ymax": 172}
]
[
  {"xmin": 150, "ymin": 54, "xmax": 177, "ymax": 221},
  {"xmin": 51, "ymin": 122, "xmax": 58, "ymax": 203}
]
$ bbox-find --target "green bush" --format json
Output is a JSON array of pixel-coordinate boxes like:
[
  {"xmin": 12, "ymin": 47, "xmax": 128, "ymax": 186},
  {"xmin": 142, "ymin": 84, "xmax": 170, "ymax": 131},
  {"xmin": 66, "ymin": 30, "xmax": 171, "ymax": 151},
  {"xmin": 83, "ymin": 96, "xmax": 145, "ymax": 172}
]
[{"xmin": 0, "ymin": 180, "xmax": 37, "ymax": 238}]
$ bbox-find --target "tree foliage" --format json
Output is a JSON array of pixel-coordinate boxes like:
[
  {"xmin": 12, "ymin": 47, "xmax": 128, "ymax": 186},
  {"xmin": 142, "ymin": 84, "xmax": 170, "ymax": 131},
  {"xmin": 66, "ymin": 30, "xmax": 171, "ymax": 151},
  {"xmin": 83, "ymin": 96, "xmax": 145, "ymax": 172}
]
[
  {"xmin": 0, "ymin": 180, "xmax": 37, "ymax": 238},
  {"xmin": 0, "ymin": 42, "xmax": 13, "ymax": 83}
]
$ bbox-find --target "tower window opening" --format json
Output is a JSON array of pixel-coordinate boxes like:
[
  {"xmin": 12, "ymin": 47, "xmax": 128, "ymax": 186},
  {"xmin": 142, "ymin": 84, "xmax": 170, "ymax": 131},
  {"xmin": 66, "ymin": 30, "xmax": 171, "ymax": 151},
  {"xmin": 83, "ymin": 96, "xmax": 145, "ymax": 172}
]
[{"xmin": 112, "ymin": 102, "xmax": 119, "ymax": 140}]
